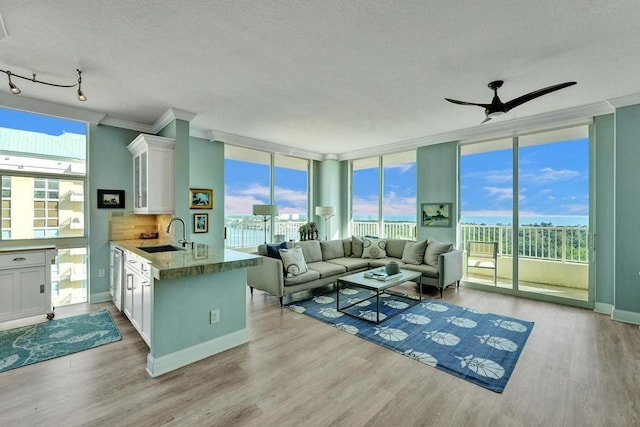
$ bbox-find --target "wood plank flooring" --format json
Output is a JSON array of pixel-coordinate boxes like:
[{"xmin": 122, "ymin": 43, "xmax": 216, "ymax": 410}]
[{"xmin": 1, "ymin": 284, "xmax": 638, "ymax": 427}]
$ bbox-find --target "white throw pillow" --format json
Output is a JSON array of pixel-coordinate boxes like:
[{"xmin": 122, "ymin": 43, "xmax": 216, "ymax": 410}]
[
  {"xmin": 279, "ymin": 247, "xmax": 308, "ymax": 278},
  {"xmin": 361, "ymin": 237, "xmax": 387, "ymax": 259}
]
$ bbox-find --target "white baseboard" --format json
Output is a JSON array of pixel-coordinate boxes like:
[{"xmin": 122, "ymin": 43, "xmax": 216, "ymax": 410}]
[
  {"xmin": 594, "ymin": 302, "xmax": 613, "ymax": 315},
  {"xmin": 89, "ymin": 292, "xmax": 113, "ymax": 304},
  {"xmin": 611, "ymin": 308, "xmax": 640, "ymax": 325},
  {"xmin": 146, "ymin": 329, "xmax": 249, "ymax": 377}
]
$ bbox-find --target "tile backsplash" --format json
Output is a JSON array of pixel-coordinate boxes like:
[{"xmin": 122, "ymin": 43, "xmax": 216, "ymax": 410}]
[{"xmin": 109, "ymin": 212, "xmax": 174, "ymax": 241}]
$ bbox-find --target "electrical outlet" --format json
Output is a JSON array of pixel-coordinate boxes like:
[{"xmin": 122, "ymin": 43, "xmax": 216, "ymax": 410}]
[
  {"xmin": 210, "ymin": 309, "xmax": 220, "ymax": 324},
  {"xmin": 98, "ymin": 269, "xmax": 105, "ymax": 277}
]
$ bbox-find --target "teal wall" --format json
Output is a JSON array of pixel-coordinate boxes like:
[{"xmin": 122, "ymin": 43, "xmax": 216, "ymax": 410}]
[
  {"xmin": 614, "ymin": 104, "xmax": 640, "ymax": 318},
  {"xmin": 159, "ymin": 119, "xmax": 190, "ymax": 236},
  {"xmin": 88, "ymin": 123, "xmax": 140, "ymax": 301},
  {"xmin": 190, "ymin": 136, "xmax": 224, "ymax": 247},
  {"xmin": 416, "ymin": 141, "xmax": 459, "ymax": 245},
  {"xmin": 316, "ymin": 159, "xmax": 341, "ymax": 240},
  {"xmin": 594, "ymin": 114, "xmax": 615, "ymax": 306}
]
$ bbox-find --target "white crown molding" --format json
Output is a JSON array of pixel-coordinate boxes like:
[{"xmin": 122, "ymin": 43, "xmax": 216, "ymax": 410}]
[
  {"xmin": 0, "ymin": 93, "xmax": 106, "ymax": 124},
  {"xmin": 208, "ymin": 129, "xmax": 325, "ymax": 161},
  {"xmin": 99, "ymin": 116, "xmax": 154, "ymax": 133},
  {"xmin": 152, "ymin": 108, "xmax": 197, "ymax": 134},
  {"xmin": 189, "ymin": 127, "xmax": 211, "ymax": 140},
  {"xmin": 607, "ymin": 92, "xmax": 640, "ymax": 109}
]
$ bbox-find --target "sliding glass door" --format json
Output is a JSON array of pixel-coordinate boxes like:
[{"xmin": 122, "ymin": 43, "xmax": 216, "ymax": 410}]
[{"xmin": 460, "ymin": 125, "xmax": 590, "ymax": 302}]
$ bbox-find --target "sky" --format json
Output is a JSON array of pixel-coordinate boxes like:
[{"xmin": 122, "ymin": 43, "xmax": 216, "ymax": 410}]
[
  {"xmin": 461, "ymin": 138, "xmax": 589, "ymax": 218},
  {"xmin": 0, "ymin": 107, "xmax": 86, "ymax": 135}
]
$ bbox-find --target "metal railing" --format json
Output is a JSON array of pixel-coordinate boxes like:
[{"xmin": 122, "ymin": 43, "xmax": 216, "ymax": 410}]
[
  {"xmin": 460, "ymin": 224, "xmax": 588, "ymax": 263},
  {"xmin": 224, "ymin": 218, "xmax": 588, "ymax": 264}
]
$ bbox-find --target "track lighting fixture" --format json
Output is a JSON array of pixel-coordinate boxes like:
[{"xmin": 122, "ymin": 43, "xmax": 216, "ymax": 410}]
[{"xmin": 1, "ymin": 68, "xmax": 87, "ymax": 101}]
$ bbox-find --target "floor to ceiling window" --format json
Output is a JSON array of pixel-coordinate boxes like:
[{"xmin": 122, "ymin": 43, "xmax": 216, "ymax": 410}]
[
  {"xmin": 351, "ymin": 150, "xmax": 416, "ymax": 238},
  {"xmin": 0, "ymin": 107, "xmax": 87, "ymax": 306},
  {"xmin": 460, "ymin": 125, "xmax": 590, "ymax": 302},
  {"xmin": 224, "ymin": 146, "xmax": 309, "ymax": 248}
]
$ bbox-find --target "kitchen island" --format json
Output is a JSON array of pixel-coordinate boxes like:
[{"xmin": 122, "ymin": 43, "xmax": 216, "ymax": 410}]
[{"xmin": 111, "ymin": 240, "xmax": 262, "ymax": 377}]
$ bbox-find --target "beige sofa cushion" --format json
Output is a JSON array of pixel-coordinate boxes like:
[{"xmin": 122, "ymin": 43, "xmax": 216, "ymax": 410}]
[
  {"xmin": 351, "ymin": 236, "xmax": 364, "ymax": 257},
  {"xmin": 403, "ymin": 263, "xmax": 439, "ymax": 279},
  {"xmin": 284, "ymin": 269, "xmax": 321, "ymax": 286},
  {"xmin": 401, "ymin": 240, "xmax": 428, "ymax": 265},
  {"xmin": 386, "ymin": 239, "xmax": 407, "ymax": 259},
  {"xmin": 307, "ymin": 261, "xmax": 346, "ymax": 278},
  {"xmin": 342, "ymin": 238, "xmax": 352, "ymax": 257},
  {"xmin": 296, "ymin": 240, "xmax": 323, "ymax": 263},
  {"xmin": 424, "ymin": 237, "xmax": 453, "ymax": 267},
  {"xmin": 326, "ymin": 257, "xmax": 370, "ymax": 271},
  {"xmin": 320, "ymin": 240, "xmax": 345, "ymax": 260}
]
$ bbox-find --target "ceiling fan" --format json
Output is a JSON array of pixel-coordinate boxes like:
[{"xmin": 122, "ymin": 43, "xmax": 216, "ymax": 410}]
[{"xmin": 445, "ymin": 80, "xmax": 577, "ymax": 123}]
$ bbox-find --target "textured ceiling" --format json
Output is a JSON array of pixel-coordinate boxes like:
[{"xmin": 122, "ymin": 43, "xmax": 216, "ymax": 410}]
[{"xmin": 0, "ymin": 1, "xmax": 639, "ymax": 157}]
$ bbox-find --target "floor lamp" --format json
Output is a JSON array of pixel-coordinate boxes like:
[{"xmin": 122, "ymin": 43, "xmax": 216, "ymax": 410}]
[
  {"xmin": 315, "ymin": 206, "xmax": 335, "ymax": 240},
  {"xmin": 253, "ymin": 204, "xmax": 278, "ymax": 244}
]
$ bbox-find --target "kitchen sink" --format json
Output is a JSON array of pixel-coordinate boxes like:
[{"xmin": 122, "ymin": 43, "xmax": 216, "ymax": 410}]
[{"xmin": 137, "ymin": 245, "xmax": 185, "ymax": 253}]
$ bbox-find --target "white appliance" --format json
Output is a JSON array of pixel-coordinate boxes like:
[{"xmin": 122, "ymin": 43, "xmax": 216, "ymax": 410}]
[{"xmin": 112, "ymin": 247, "xmax": 124, "ymax": 311}]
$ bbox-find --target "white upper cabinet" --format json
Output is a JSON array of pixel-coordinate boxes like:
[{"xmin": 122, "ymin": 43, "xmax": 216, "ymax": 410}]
[{"xmin": 127, "ymin": 134, "xmax": 175, "ymax": 214}]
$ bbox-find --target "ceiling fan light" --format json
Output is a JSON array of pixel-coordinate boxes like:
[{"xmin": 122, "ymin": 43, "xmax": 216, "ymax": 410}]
[
  {"xmin": 77, "ymin": 87, "xmax": 87, "ymax": 101},
  {"xmin": 6, "ymin": 71, "xmax": 20, "ymax": 94}
]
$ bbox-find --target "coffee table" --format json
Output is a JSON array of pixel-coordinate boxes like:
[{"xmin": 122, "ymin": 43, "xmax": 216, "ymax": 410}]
[{"xmin": 336, "ymin": 268, "xmax": 422, "ymax": 324}]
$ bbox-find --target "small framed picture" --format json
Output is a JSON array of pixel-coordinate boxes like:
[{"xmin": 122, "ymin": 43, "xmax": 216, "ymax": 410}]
[
  {"xmin": 97, "ymin": 189, "xmax": 125, "ymax": 209},
  {"xmin": 194, "ymin": 213, "xmax": 209, "ymax": 233},
  {"xmin": 190, "ymin": 188, "xmax": 213, "ymax": 209},
  {"xmin": 421, "ymin": 202, "xmax": 452, "ymax": 227}
]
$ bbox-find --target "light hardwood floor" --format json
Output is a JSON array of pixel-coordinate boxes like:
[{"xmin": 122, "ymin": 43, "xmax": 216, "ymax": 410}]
[{"xmin": 1, "ymin": 284, "xmax": 638, "ymax": 427}]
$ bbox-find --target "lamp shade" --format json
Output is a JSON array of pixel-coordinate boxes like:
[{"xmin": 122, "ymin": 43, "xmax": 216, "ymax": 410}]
[
  {"xmin": 253, "ymin": 204, "xmax": 278, "ymax": 216},
  {"xmin": 315, "ymin": 206, "xmax": 335, "ymax": 217}
]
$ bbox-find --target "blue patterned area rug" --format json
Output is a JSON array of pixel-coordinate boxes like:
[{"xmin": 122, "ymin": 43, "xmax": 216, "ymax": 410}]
[
  {"xmin": 0, "ymin": 309, "xmax": 121, "ymax": 373},
  {"xmin": 287, "ymin": 289, "xmax": 534, "ymax": 393}
]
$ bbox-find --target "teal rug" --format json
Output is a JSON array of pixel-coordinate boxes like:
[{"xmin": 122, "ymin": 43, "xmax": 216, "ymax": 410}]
[
  {"xmin": 0, "ymin": 309, "xmax": 121, "ymax": 373},
  {"xmin": 287, "ymin": 289, "xmax": 533, "ymax": 392}
]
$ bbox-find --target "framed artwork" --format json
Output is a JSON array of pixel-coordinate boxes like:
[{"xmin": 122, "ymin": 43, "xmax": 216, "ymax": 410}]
[
  {"xmin": 97, "ymin": 189, "xmax": 125, "ymax": 209},
  {"xmin": 421, "ymin": 202, "xmax": 452, "ymax": 227},
  {"xmin": 194, "ymin": 213, "xmax": 209, "ymax": 233},
  {"xmin": 190, "ymin": 188, "xmax": 213, "ymax": 209}
]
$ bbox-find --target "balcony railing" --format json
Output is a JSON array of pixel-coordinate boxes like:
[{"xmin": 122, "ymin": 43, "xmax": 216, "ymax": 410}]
[{"xmin": 224, "ymin": 218, "xmax": 588, "ymax": 265}]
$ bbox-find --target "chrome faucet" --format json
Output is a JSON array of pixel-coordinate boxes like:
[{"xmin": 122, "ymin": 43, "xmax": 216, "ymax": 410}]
[{"xmin": 167, "ymin": 217, "xmax": 189, "ymax": 247}]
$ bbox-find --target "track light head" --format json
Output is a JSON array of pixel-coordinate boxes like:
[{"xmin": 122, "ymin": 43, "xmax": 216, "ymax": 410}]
[
  {"xmin": 6, "ymin": 71, "xmax": 20, "ymax": 94},
  {"xmin": 76, "ymin": 69, "xmax": 86, "ymax": 101}
]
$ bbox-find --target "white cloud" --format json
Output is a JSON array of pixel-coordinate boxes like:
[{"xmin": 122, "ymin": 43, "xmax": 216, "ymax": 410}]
[
  {"xmin": 521, "ymin": 167, "xmax": 580, "ymax": 184},
  {"xmin": 484, "ymin": 186, "xmax": 513, "ymax": 201}
]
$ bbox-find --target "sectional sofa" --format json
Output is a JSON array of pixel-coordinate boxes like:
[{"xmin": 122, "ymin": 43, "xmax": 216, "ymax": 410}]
[{"xmin": 247, "ymin": 236, "xmax": 463, "ymax": 305}]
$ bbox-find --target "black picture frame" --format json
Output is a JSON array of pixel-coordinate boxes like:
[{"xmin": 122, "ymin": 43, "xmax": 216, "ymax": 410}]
[
  {"xmin": 421, "ymin": 202, "xmax": 452, "ymax": 227},
  {"xmin": 194, "ymin": 213, "xmax": 209, "ymax": 233},
  {"xmin": 97, "ymin": 189, "xmax": 125, "ymax": 209}
]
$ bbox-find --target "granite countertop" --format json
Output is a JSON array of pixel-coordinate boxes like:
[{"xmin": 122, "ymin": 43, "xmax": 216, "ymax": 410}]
[{"xmin": 111, "ymin": 239, "xmax": 262, "ymax": 281}]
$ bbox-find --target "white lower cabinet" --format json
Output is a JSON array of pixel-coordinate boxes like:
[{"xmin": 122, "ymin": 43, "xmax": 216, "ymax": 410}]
[
  {"xmin": 122, "ymin": 249, "xmax": 152, "ymax": 346},
  {"xmin": 0, "ymin": 249, "xmax": 56, "ymax": 322}
]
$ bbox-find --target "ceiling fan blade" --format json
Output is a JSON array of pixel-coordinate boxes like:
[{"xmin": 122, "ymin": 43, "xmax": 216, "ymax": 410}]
[
  {"xmin": 503, "ymin": 82, "xmax": 577, "ymax": 112},
  {"xmin": 445, "ymin": 98, "xmax": 492, "ymax": 108},
  {"xmin": 481, "ymin": 116, "xmax": 492, "ymax": 124}
]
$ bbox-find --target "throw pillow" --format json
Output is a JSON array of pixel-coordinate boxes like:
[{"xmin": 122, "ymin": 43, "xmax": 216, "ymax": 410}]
[
  {"xmin": 279, "ymin": 247, "xmax": 308, "ymax": 278},
  {"xmin": 424, "ymin": 237, "xmax": 453, "ymax": 267},
  {"xmin": 401, "ymin": 240, "xmax": 428, "ymax": 265},
  {"xmin": 351, "ymin": 236, "xmax": 364, "ymax": 258},
  {"xmin": 266, "ymin": 241, "xmax": 288, "ymax": 259},
  {"xmin": 362, "ymin": 237, "xmax": 387, "ymax": 259}
]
